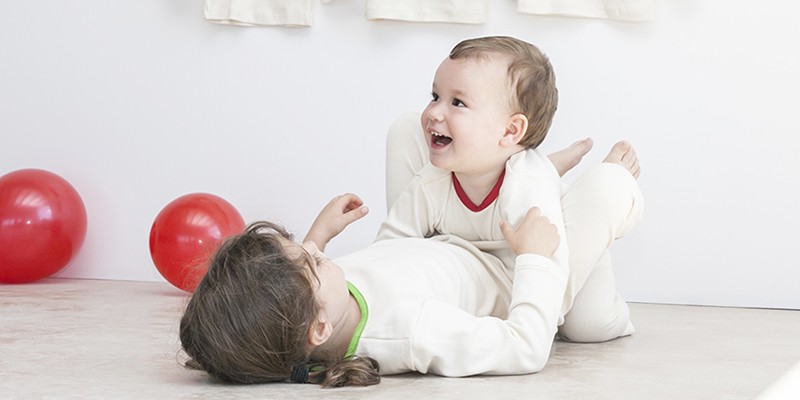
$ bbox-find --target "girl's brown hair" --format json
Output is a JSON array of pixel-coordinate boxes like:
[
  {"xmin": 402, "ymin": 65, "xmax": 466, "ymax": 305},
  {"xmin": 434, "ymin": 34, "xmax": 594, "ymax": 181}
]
[
  {"xmin": 179, "ymin": 221, "xmax": 380, "ymax": 387},
  {"xmin": 450, "ymin": 36, "xmax": 558, "ymax": 149}
]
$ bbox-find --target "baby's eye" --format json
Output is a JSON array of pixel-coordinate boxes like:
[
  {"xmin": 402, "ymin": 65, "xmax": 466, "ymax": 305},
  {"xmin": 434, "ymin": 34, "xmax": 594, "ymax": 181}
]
[
  {"xmin": 430, "ymin": 92, "xmax": 439, "ymax": 102},
  {"xmin": 452, "ymin": 98, "xmax": 466, "ymax": 108}
]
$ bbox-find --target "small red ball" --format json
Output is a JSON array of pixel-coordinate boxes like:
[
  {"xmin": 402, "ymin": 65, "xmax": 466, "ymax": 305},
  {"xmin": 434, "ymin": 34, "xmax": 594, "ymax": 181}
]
[{"xmin": 149, "ymin": 193, "xmax": 245, "ymax": 292}]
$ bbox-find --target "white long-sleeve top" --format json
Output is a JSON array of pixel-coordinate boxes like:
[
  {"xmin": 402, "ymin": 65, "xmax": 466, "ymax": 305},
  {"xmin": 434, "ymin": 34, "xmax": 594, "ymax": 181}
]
[
  {"xmin": 376, "ymin": 149, "xmax": 568, "ymax": 317},
  {"xmin": 336, "ymin": 235, "xmax": 566, "ymax": 376}
]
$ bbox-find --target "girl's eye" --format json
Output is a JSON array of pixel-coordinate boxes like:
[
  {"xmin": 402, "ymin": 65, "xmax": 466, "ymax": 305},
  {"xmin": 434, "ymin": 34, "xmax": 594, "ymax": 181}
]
[
  {"xmin": 430, "ymin": 92, "xmax": 439, "ymax": 102},
  {"xmin": 452, "ymin": 98, "xmax": 466, "ymax": 107}
]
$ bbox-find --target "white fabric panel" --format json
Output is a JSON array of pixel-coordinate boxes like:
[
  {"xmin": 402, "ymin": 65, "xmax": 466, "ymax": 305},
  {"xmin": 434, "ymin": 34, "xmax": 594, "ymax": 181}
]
[
  {"xmin": 517, "ymin": 0, "xmax": 654, "ymax": 22},
  {"xmin": 366, "ymin": 0, "xmax": 488, "ymax": 24},
  {"xmin": 204, "ymin": 0, "xmax": 314, "ymax": 27}
]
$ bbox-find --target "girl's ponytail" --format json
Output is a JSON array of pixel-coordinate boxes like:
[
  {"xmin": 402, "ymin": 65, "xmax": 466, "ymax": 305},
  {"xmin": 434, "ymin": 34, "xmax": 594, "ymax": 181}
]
[{"xmin": 309, "ymin": 356, "xmax": 380, "ymax": 387}]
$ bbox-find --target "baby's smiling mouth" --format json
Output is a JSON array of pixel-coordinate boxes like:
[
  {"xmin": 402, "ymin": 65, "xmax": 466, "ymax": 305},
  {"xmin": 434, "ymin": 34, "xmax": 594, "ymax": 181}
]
[{"xmin": 431, "ymin": 130, "xmax": 453, "ymax": 147}]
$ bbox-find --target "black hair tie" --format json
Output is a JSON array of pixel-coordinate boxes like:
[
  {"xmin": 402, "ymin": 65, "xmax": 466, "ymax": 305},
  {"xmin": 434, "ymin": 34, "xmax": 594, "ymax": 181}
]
[{"xmin": 290, "ymin": 365, "xmax": 309, "ymax": 383}]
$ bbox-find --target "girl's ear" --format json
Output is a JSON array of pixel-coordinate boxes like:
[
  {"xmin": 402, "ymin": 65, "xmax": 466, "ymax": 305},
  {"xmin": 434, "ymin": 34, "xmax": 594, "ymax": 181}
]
[
  {"xmin": 501, "ymin": 113, "xmax": 528, "ymax": 147},
  {"xmin": 308, "ymin": 312, "xmax": 333, "ymax": 347}
]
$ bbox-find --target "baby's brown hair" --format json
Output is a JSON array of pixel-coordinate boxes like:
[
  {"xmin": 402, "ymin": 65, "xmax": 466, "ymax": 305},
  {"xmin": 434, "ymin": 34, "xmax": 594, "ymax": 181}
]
[{"xmin": 450, "ymin": 36, "xmax": 558, "ymax": 149}]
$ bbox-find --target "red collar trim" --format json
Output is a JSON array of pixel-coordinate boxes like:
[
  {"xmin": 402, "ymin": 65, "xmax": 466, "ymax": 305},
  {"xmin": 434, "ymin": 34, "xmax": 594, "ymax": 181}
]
[{"xmin": 452, "ymin": 170, "xmax": 505, "ymax": 212}]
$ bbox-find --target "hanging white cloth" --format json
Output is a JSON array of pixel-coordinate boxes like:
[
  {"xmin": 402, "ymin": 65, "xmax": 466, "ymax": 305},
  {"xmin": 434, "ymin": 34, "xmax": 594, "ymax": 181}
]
[
  {"xmin": 517, "ymin": 0, "xmax": 654, "ymax": 22},
  {"xmin": 204, "ymin": 0, "xmax": 314, "ymax": 27},
  {"xmin": 203, "ymin": 0, "xmax": 654, "ymax": 28},
  {"xmin": 365, "ymin": 0, "xmax": 488, "ymax": 24}
]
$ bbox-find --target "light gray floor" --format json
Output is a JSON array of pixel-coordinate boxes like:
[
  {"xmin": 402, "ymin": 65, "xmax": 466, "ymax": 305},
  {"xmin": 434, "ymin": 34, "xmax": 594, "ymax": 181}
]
[{"xmin": 2, "ymin": 278, "xmax": 799, "ymax": 399}]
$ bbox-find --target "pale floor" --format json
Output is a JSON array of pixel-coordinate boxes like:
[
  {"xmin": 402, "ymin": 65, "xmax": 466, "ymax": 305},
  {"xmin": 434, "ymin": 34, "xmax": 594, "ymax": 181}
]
[{"xmin": 2, "ymin": 279, "xmax": 799, "ymax": 400}]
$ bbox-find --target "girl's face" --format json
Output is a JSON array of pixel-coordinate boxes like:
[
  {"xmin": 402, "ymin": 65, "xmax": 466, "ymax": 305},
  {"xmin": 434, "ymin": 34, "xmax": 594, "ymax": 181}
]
[
  {"xmin": 420, "ymin": 56, "xmax": 517, "ymax": 177},
  {"xmin": 285, "ymin": 239, "xmax": 350, "ymax": 324}
]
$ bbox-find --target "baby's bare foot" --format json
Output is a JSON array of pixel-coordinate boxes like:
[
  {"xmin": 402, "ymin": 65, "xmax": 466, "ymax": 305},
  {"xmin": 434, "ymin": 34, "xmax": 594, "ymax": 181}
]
[
  {"xmin": 603, "ymin": 141, "xmax": 641, "ymax": 179},
  {"xmin": 547, "ymin": 138, "xmax": 593, "ymax": 177}
]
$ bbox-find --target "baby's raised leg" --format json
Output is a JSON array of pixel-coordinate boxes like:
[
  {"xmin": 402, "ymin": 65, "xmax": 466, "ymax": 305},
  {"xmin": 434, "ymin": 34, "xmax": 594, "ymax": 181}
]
[
  {"xmin": 557, "ymin": 160, "xmax": 644, "ymax": 342},
  {"xmin": 559, "ymin": 251, "xmax": 634, "ymax": 342},
  {"xmin": 547, "ymin": 138, "xmax": 594, "ymax": 177}
]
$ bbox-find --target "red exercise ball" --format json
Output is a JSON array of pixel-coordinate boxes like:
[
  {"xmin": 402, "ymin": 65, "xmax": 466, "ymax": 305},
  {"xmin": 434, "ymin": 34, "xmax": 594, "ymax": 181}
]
[
  {"xmin": 149, "ymin": 193, "xmax": 245, "ymax": 292},
  {"xmin": 0, "ymin": 169, "xmax": 88, "ymax": 284}
]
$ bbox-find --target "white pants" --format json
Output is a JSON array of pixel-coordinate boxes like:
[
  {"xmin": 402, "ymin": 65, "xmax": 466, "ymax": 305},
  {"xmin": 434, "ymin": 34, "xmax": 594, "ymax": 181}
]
[{"xmin": 385, "ymin": 112, "xmax": 644, "ymax": 342}]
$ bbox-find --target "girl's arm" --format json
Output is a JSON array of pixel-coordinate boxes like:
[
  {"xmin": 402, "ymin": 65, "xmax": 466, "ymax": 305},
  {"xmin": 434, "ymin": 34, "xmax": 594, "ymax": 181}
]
[{"xmin": 304, "ymin": 193, "xmax": 369, "ymax": 252}]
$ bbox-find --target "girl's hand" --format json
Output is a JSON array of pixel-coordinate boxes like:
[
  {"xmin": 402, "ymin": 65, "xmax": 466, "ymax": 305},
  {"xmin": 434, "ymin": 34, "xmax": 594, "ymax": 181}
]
[
  {"xmin": 500, "ymin": 207, "xmax": 560, "ymax": 257},
  {"xmin": 304, "ymin": 193, "xmax": 369, "ymax": 251}
]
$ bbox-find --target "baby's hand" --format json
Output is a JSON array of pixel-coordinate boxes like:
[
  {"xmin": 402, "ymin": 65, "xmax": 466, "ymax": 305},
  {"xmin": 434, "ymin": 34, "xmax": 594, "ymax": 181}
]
[
  {"xmin": 304, "ymin": 193, "xmax": 369, "ymax": 251},
  {"xmin": 500, "ymin": 207, "xmax": 560, "ymax": 257}
]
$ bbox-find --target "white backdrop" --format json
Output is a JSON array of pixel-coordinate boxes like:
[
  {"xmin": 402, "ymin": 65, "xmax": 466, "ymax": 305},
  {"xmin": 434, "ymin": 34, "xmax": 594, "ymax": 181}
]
[{"xmin": 1, "ymin": 1, "xmax": 798, "ymax": 309}]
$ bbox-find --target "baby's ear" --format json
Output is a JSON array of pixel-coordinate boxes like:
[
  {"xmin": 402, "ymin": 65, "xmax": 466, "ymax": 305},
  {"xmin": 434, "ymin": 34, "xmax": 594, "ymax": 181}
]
[
  {"xmin": 308, "ymin": 312, "xmax": 333, "ymax": 346},
  {"xmin": 501, "ymin": 113, "xmax": 528, "ymax": 146}
]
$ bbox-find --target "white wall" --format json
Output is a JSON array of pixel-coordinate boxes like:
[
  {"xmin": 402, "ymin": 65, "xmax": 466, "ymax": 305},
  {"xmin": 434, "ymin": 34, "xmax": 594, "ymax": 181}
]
[{"xmin": 1, "ymin": 1, "xmax": 798, "ymax": 309}]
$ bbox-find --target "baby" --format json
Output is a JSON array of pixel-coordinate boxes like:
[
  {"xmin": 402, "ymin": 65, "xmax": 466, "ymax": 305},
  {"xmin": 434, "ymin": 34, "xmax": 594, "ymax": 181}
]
[{"xmin": 378, "ymin": 36, "xmax": 641, "ymax": 337}]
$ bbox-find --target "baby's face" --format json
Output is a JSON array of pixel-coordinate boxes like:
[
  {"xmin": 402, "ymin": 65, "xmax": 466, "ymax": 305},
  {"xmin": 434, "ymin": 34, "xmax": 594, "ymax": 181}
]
[{"xmin": 420, "ymin": 56, "xmax": 517, "ymax": 176}]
